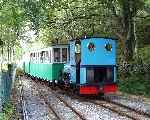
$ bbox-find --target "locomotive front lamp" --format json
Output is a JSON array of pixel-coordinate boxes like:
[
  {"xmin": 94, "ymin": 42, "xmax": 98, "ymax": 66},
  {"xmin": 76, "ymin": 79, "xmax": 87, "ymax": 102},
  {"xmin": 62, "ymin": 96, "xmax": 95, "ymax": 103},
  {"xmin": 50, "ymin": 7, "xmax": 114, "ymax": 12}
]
[
  {"xmin": 75, "ymin": 44, "xmax": 81, "ymax": 53},
  {"xmin": 105, "ymin": 43, "xmax": 112, "ymax": 51}
]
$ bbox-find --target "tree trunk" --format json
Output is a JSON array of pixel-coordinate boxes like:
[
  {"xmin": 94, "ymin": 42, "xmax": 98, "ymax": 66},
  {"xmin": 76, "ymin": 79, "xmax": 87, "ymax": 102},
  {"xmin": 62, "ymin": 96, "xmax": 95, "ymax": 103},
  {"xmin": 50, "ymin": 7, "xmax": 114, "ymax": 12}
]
[
  {"xmin": 1, "ymin": 46, "xmax": 3, "ymax": 71},
  {"xmin": 122, "ymin": 0, "xmax": 136, "ymax": 63},
  {"xmin": 134, "ymin": 17, "xmax": 138, "ymax": 57},
  {"xmin": 125, "ymin": 16, "xmax": 135, "ymax": 61},
  {"xmin": 7, "ymin": 46, "xmax": 10, "ymax": 63},
  {"xmin": 10, "ymin": 47, "xmax": 12, "ymax": 63}
]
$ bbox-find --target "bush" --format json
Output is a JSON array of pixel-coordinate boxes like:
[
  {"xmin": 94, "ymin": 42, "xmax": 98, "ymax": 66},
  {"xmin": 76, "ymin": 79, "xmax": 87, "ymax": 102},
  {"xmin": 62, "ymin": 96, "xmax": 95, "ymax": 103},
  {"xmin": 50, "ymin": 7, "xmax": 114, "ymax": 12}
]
[
  {"xmin": 15, "ymin": 68, "xmax": 24, "ymax": 77},
  {"xmin": 118, "ymin": 71, "xmax": 150, "ymax": 97},
  {"xmin": 0, "ymin": 102, "xmax": 14, "ymax": 120}
]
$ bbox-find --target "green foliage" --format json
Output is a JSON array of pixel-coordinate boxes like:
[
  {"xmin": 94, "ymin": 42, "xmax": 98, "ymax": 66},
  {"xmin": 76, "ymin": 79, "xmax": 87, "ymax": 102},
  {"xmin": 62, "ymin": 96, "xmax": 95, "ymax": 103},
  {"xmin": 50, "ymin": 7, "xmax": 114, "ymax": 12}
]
[
  {"xmin": 118, "ymin": 45, "xmax": 150, "ymax": 97},
  {"xmin": 0, "ymin": 0, "xmax": 25, "ymax": 63},
  {"xmin": 139, "ymin": 45, "xmax": 150, "ymax": 63},
  {"xmin": 119, "ymin": 74, "xmax": 150, "ymax": 97},
  {"xmin": 1, "ymin": 0, "xmax": 149, "ymax": 60},
  {"xmin": 3, "ymin": 102, "xmax": 13, "ymax": 115},
  {"xmin": 0, "ymin": 102, "xmax": 14, "ymax": 120},
  {"xmin": 0, "ymin": 39, "xmax": 3, "ymax": 46},
  {"xmin": 0, "ymin": 113, "xmax": 4, "ymax": 120}
]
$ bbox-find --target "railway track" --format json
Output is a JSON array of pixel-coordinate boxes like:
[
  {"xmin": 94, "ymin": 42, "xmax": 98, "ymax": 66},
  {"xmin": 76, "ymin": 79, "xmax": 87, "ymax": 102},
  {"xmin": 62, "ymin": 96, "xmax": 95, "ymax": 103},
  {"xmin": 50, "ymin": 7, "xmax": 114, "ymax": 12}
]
[
  {"xmin": 21, "ymin": 79, "xmax": 29, "ymax": 120},
  {"xmin": 28, "ymin": 77, "xmax": 150, "ymax": 120},
  {"xmin": 89, "ymin": 99, "xmax": 149, "ymax": 120},
  {"xmin": 53, "ymin": 92, "xmax": 87, "ymax": 120},
  {"xmin": 37, "ymin": 89, "xmax": 61, "ymax": 120},
  {"xmin": 104, "ymin": 98, "xmax": 150, "ymax": 119},
  {"xmin": 21, "ymin": 77, "xmax": 60, "ymax": 120},
  {"xmin": 62, "ymin": 91, "xmax": 150, "ymax": 120},
  {"xmin": 22, "ymin": 100, "xmax": 29, "ymax": 120},
  {"xmin": 35, "ymin": 80, "xmax": 86, "ymax": 120}
]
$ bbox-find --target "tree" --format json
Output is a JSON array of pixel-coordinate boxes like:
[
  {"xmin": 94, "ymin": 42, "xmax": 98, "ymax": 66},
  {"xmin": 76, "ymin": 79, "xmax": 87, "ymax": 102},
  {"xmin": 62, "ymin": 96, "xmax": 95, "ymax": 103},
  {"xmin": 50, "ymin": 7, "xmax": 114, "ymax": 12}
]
[
  {"xmin": 0, "ymin": 0, "xmax": 149, "ymax": 65},
  {"xmin": 0, "ymin": 0, "xmax": 25, "ymax": 63}
]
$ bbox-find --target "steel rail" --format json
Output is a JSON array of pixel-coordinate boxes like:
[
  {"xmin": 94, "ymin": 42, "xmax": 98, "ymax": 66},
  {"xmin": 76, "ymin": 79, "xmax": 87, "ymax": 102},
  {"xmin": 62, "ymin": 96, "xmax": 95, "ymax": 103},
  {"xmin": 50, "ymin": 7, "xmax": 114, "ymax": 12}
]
[
  {"xmin": 27, "ymin": 76, "xmax": 150, "ymax": 120},
  {"xmin": 36, "ymin": 80, "xmax": 87, "ymax": 120},
  {"xmin": 90, "ymin": 99, "xmax": 150, "ymax": 120},
  {"xmin": 54, "ymin": 93, "xmax": 87, "ymax": 120},
  {"xmin": 105, "ymin": 98, "xmax": 150, "ymax": 118},
  {"xmin": 38, "ymin": 90, "xmax": 62, "ymax": 120},
  {"xmin": 21, "ymin": 79, "xmax": 29, "ymax": 120},
  {"xmin": 32, "ymin": 80, "xmax": 62, "ymax": 120},
  {"xmin": 60, "ymin": 91, "xmax": 150, "ymax": 120}
]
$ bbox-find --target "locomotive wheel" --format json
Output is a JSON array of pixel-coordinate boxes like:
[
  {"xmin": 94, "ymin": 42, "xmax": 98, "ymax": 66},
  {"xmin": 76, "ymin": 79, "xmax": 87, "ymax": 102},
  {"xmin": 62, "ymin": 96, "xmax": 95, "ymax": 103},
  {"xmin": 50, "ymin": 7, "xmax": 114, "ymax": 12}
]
[
  {"xmin": 48, "ymin": 81, "xmax": 52, "ymax": 86},
  {"xmin": 73, "ymin": 88, "xmax": 79, "ymax": 95},
  {"xmin": 98, "ymin": 93, "xmax": 104, "ymax": 98},
  {"xmin": 52, "ymin": 80, "xmax": 56, "ymax": 90},
  {"xmin": 54, "ymin": 79, "xmax": 58, "ymax": 85}
]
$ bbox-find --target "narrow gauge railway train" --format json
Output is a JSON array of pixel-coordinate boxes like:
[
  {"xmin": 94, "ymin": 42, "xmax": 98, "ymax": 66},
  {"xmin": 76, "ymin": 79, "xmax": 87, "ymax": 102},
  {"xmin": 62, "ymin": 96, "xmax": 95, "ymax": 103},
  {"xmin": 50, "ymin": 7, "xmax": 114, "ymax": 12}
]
[{"xmin": 23, "ymin": 37, "xmax": 117, "ymax": 95}]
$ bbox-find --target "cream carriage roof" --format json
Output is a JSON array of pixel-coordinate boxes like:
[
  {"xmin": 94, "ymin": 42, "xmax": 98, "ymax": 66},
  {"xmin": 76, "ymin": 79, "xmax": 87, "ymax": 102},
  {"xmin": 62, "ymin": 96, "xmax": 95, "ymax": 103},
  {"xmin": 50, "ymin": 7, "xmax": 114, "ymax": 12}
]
[{"xmin": 29, "ymin": 44, "xmax": 68, "ymax": 53}]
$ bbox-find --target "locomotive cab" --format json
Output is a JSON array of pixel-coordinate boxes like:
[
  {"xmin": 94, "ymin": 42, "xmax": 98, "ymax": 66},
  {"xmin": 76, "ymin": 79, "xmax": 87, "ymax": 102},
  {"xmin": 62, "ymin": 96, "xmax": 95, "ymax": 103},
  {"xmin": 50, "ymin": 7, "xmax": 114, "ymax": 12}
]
[{"xmin": 68, "ymin": 37, "xmax": 117, "ymax": 95}]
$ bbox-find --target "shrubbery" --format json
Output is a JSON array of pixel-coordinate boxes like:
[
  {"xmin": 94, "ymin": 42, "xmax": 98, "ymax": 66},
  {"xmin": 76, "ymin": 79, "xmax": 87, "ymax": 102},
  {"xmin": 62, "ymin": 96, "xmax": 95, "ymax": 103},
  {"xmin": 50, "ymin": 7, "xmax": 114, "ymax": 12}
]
[
  {"xmin": 15, "ymin": 67, "xmax": 24, "ymax": 77},
  {"xmin": 118, "ymin": 63, "xmax": 150, "ymax": 97},
  {"xmin": 0, "ymin": 102, "xmax": 13, "ymax": 120},
  {"xmin": 117, "ymin": 45, "xmax": 150, "ymax": 97}
]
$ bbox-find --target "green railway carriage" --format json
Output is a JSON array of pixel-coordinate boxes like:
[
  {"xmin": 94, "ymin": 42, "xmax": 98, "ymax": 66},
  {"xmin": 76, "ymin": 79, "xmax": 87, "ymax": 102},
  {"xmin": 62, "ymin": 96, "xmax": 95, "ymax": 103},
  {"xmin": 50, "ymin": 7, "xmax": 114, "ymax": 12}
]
[{"xmin": 23, "ymin": 44, "xmax": 69, "ymax": 82}]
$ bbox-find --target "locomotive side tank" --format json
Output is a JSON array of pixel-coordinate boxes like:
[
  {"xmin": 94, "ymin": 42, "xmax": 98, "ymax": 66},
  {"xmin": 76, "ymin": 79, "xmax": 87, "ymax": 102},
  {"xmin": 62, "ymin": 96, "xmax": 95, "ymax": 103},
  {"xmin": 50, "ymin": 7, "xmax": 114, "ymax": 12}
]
[{"xmin": 67, "ymin": 37, "xmax": 117, "ymax": 95}]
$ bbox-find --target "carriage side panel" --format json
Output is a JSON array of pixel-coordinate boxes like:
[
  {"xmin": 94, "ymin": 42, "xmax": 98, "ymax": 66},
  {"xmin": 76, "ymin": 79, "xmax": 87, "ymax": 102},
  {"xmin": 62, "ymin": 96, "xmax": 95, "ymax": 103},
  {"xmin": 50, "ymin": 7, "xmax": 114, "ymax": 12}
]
[{"xmin": 52, "ymin": 63, "xmax": 64, "ymax": 80}]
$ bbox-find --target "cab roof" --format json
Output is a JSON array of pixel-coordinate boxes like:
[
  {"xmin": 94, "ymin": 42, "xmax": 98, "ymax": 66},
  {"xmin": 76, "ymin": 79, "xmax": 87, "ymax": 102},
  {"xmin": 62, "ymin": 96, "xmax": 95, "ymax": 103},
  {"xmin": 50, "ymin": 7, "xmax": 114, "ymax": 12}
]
[{"xmin": 69, "ymin": 36, "xmax": 117, "ymax": 41}]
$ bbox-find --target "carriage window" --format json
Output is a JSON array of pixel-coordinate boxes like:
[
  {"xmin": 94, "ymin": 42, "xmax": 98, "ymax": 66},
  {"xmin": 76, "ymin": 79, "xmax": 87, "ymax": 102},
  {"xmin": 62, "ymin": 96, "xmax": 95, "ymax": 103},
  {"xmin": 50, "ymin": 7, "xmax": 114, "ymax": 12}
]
[
  {"xmin": 45, "ymin": 51, "xmax": 49, "ymax": 63},
  {"xmin": 38, "ymin": 52, "xmax": 40, "ymax": 62},
  {"xmin": 40, "ymin": 51, "xmax": 49, "ymax": 63},
  {"xmin": 40, "ymin": 51, "xmax": 44, "ymax": 63},
  {"xmin": 30, "ymin": 53, "xmax": 32, "ymax": 61},
  {"xmin": 62, "ymin": 48, "xmax": 67, "ymax": 62},
  {"xmin": 54, "ymin": 48, "xmax": 60, "ymax": 62},
  {"xmin": 33, "ymin": 53, "xmax": 36, "ymax": 62},
  {"xmin": 35, "ymin": 53, "xmax": 37, "ymax": 62}
]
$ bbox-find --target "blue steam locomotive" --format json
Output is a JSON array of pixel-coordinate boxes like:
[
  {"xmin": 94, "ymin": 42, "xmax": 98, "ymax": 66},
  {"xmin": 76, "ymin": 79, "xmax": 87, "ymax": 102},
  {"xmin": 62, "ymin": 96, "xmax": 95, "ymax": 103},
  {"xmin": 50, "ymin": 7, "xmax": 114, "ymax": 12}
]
[{"xmin": 58, "ymin": 37, "xmax": 117, "ymax": 95}]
